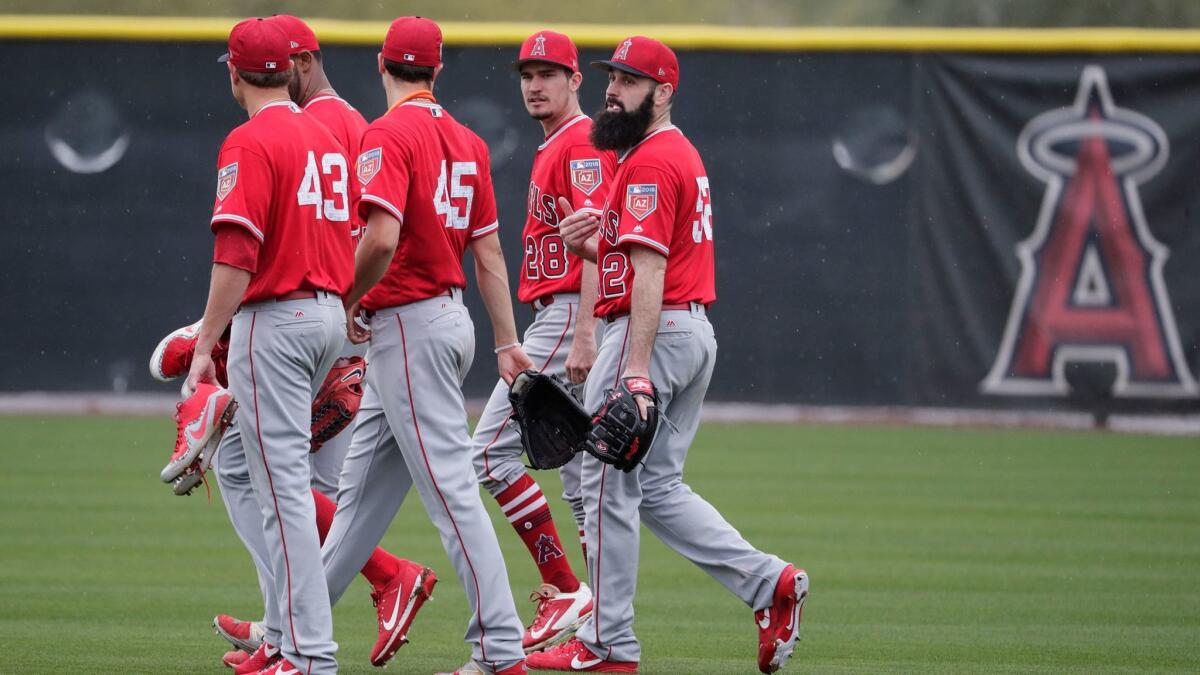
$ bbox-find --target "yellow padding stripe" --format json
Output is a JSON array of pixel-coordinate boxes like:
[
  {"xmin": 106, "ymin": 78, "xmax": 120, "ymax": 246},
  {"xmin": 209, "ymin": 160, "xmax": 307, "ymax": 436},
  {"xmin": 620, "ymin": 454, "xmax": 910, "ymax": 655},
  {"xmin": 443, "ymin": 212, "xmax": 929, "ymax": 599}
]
[{"xmin": 2, "ymin": 15, "xmax": 1200, "ymax": 52}]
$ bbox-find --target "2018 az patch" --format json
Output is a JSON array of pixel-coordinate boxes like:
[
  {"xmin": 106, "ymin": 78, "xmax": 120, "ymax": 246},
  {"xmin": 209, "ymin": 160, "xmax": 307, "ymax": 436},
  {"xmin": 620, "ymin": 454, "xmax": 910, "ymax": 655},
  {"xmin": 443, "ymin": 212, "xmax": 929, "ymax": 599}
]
[
  {"xmin": 357, "ymin": 147, "xmax": 382, "ymax": 185},
  {"xmin": 216, "ymin": 162, "xmax": 238, "ymax": 201},
  {"xmin": 570, "ymin": 158, "xmax": 603, "ymax": 195},
  {"xmin": 626, "ymin": 184, "xmax": 657, "ymax": 221}
]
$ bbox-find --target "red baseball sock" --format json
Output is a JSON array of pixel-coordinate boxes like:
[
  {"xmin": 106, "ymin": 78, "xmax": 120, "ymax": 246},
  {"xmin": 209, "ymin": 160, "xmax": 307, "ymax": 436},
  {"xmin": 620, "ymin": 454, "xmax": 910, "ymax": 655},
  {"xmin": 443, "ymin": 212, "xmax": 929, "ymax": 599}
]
[
  {"xmin": 311, "ymin": 488, "xmax": 401, "ymax": 592},
  {"xmin": 496, "ymin": 474, "xmax": 579, "ymax": 592}
]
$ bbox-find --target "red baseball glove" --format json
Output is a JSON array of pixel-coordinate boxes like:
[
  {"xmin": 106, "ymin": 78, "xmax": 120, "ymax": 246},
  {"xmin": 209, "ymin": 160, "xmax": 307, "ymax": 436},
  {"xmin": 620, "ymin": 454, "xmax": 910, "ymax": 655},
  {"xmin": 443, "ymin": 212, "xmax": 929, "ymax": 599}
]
[{"xmin": 311, "ymin": 356, "xmax": 366, "ymax": 452}]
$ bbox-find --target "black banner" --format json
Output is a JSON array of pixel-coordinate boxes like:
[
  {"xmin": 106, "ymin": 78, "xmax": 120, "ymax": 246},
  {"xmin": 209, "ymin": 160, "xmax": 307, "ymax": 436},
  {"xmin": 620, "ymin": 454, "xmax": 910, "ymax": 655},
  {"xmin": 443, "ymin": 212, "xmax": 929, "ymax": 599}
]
[{"xmin": 1, "ymin": 40, "xmax": 1197, "ymax": 411}]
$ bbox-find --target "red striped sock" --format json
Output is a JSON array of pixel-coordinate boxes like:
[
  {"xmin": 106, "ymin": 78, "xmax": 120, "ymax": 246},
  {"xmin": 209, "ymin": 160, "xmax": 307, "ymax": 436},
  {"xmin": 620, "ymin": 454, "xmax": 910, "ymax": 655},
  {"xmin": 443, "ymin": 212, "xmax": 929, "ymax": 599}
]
[
  {"xmin": 496, "ymin": 474, "xmax": 579, "ymax": 592},
  {"xmin": 311, "ymin": 488, "xmax": 400, "ymax": 592},
  {"xmin": 579, "ymin": 528, "xmax": 587, "ymax": 563}
]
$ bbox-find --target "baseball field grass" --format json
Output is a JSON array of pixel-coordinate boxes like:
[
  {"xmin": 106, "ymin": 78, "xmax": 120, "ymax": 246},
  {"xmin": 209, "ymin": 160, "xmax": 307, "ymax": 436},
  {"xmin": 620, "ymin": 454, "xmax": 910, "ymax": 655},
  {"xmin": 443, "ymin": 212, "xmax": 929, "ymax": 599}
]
[{"xmin": 1, "ymin": 416, "xmax": 1198, "ymax": 674}]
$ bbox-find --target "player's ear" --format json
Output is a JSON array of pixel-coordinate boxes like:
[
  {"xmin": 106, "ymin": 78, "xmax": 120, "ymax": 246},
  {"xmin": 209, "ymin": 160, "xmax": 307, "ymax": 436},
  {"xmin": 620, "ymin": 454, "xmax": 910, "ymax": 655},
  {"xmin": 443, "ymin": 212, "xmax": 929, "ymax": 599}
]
[
  {"xmin": 654, "ymin": 83, "xmax": 674, "ymax": 107},
  {"xmin": 376, "ymin": 52, "xmax": 386, "ymax": 76},
  {"xmin": 569, "ymin": 70, "xmax": 583, "ymax": 93},
  {"xmin": 432, "ymin": 63, "xmax": 444, "ymax": 84}
]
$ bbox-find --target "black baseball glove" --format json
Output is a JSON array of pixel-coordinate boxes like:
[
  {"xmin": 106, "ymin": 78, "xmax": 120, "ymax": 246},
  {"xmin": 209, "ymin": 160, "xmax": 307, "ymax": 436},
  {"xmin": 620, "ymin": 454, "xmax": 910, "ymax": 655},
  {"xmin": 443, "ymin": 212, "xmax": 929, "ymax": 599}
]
[
  {"xmin": 584, "ymin": 376, "xmax": 659, "ymax": 472},
  {"xmin": 508, "ymin": 370, "xmax": 591, "ymax": 470}
]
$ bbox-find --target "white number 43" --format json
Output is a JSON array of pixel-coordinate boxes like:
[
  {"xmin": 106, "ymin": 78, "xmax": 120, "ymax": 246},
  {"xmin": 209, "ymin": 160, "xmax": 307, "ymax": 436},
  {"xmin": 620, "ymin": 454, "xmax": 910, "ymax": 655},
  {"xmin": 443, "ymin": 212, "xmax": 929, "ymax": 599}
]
[
  {"xmin": 434, "ymin": 160, "xmax": 477, "ymax": 230},
  {"xmin": 297, "ymin": 151, "xmax": 349, "ymax": 222}
]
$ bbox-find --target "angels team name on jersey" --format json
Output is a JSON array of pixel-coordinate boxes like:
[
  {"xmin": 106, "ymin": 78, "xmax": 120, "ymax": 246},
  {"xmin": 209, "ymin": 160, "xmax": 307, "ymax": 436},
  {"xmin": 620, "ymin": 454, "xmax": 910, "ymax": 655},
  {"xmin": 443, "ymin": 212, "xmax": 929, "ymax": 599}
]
[{"xmin": 528, "ymin": 182, "xmax": 560, "ymax": 227}]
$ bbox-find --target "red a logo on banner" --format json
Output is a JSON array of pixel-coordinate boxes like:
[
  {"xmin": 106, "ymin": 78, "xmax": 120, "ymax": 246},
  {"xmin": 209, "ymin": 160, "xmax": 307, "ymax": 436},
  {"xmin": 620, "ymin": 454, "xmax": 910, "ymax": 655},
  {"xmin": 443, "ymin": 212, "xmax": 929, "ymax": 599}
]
[{"xmin": 983, "ymin": 65, "xmax": 1197, "ymax": 398}]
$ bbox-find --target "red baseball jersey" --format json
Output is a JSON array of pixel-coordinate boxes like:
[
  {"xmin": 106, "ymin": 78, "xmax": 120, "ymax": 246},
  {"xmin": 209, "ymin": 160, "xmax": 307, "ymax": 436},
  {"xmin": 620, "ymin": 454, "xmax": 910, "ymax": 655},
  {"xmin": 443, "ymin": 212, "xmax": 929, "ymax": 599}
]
[
  {"xmin": 210, "ymin": 100, "xmax": 354, "ymax": 304},
  {"xmin": 592, "ymin": 125, "xmax": 716, "ymax": 318},
  {"xmin": 304, "ymin": 93, "xmax": 369, "ymax": 239},
  {"xmin": 355, "ymin": 95, "xmax": 499, "ymax": 310},
  {"xmin": 519, "ymin": 114, "xmax": 617, "ymax": 303}
]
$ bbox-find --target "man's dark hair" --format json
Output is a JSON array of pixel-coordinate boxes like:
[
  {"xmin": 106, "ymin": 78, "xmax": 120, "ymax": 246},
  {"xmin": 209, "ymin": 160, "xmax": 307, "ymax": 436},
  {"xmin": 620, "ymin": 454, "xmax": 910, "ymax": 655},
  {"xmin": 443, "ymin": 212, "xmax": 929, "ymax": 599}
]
[
  {"xmin": 237, "ymin": 69, "xmax": 293, "ymax": 89},
  {"xmin": 383, "ymin": 58, "xmax": 436, "ymax": 83}
]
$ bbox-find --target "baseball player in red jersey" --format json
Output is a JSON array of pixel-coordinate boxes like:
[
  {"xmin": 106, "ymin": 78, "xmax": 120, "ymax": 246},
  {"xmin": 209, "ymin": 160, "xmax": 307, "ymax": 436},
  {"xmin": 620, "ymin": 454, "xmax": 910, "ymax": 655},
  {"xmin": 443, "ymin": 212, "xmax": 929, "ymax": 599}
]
[
  {"xmin": 194, "ymin": 15, "xmax": 437, "ymax": 672},
  {"xmin": 526, "ymin": 37, "xmax": 808, "ymax": 674},
  {"xmin": 182, "ymin": 17, "xmax": 353, "ymax": 675},
  {"xmin": 318, "ymin": 17, "xmax": 528, "ymax": 675},
  {"xmin": 470, "ymin": 30, "xmax": 617, "ymax": 655}
]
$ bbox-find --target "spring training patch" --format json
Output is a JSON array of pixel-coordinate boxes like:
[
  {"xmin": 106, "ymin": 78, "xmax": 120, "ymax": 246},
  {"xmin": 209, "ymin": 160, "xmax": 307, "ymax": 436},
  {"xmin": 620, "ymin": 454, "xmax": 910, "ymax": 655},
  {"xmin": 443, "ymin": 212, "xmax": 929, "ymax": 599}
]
[
  {"xmin": 570, "ymin": 158, "xmax": 603, "ymax": 195},
  {"xmin": 626, "ymin": 183, "xmax": 658, "ymax": 221},
  {"xmin": 357, "ymin": 147, "xmax": 382, "ymax": 185},
  {"xmin": 216, "ymin": 162, "xmax": 238, "ymax": 201}
]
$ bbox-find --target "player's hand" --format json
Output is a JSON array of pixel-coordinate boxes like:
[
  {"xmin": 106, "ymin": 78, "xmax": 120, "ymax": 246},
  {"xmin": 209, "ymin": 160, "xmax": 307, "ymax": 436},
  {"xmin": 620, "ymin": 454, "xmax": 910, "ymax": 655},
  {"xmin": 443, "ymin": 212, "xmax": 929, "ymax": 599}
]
[
  {"xmin": 557, "ymin": 197, "xmax": 599, "ymax": 258},
  {"xmin": 621, "ymin": 368, "xmax": 654, "ymax": 420},
  {"xmin": 185, "ymin": 353, "xmax": 216, "ymax": 396},
  {"xmin": 346, "ymin": 301, "xmax": 371, "ymax": 344},
  {"xmin": 498, "ymin": 346, "xmax": 535, "ymax": 385},
  {"xmin": 564, "ymin": 332, "xmax": 597, "ymax": 384}
]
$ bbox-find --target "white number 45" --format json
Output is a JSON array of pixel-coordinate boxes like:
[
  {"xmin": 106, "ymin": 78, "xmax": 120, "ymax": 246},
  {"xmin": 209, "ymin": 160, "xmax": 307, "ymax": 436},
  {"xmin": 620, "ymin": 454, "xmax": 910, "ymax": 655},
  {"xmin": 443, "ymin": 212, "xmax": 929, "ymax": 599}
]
[{"xmin": 434, "ymin": 160, "xmax": 477, "ymax": 230}]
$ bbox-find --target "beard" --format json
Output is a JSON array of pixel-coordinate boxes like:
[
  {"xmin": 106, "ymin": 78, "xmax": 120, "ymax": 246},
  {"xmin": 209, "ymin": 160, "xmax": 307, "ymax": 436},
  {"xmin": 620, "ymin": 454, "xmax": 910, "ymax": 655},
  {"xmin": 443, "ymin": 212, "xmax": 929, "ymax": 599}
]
[{"xmin": 591, "ymin": 88, "xmax": 655, "ymax": 153}]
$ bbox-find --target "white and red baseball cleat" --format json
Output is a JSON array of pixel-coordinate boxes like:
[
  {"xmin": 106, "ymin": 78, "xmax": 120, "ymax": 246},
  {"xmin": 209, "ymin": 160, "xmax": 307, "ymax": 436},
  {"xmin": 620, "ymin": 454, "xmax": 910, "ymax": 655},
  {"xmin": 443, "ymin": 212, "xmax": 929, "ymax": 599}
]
[
  {"xmin": 149, "ymin": 320, "xmax": 231, "ymax": 385},
  {"xmin": 213, "ymin": 613, "xmax": 265, "ymax": 654},
  {"xmin": 369, "ymin": 560, "xmax": 438, "ymax": 667},
  {"xmin": 525, "ymin": 638, "xmax": 637, "ymax": 673},
  {"xmin": 755, "ymin": 564, "xmax": 809, "ymax": 673},
  {"xmin": 232, "ymin": 642, "xmax": 279, "ymax": 675},
  {"xmin": 436, "ymin": 659, "xmax": 528, "ymax": 674},
  {"xmin": 258, "ymin": 657, "xmax": 304, "ymax": 675},
  {"xmin": 150, "ymin": 320, "xmax": 201, "ymax": 382},
  {"xmin": 221, "ymin": 650, "xmax": 249, "ymax": 669},
  {"xmin": 524, "ymin": 583, "xmax": 594, "ymax": 653},
  {"xmin": 161, "ymin": 383, "xmax": 236, "ymax": 483}
]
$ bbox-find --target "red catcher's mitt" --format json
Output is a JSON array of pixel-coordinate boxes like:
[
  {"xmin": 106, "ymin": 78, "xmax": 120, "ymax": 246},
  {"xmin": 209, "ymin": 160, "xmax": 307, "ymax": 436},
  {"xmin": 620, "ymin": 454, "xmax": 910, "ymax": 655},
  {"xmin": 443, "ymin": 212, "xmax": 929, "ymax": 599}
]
[{"xmin": 311, "ymin": 356, "xmax": 366, "ymax": 452}]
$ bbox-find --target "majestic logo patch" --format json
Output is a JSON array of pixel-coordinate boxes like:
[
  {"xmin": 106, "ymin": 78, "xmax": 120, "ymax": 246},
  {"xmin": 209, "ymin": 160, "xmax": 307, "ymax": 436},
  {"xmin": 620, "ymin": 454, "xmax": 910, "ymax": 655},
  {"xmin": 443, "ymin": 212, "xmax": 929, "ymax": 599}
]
[
  {"xmin": 534, "ymin": 534, "xmax": 564, "ymax": 564},
  {"xmin": 625, "ymin": 184, "xmax": 657, "ymax": 221},
  {"xmin": 982, "ymin": 65, "xmax": 1197, "ymax": 398},
  {"xmin": 570, "ymin": 158, "xmax": 603, "ymax": 196},
  {"xmin": 531, "ymin": 34, "xmax": 546, "ymax": 57},
  {"xmin": 357, "ymin": 147, "xmax": 381, "ymax": 186},
  {"xmin": 216, "ymin": 162, "xmax": 238, "ymax": 201}
]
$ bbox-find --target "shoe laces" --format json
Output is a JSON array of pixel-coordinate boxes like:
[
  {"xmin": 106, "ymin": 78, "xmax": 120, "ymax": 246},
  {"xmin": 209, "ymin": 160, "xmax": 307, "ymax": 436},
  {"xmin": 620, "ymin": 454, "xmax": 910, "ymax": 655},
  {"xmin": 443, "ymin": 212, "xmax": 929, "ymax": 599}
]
[
  {"xmin": 529, "ymin": 586, "xmax": 557, "ymax": 623},
  {"xmin": 173, "ymin": 402, "xmax": 186, "ymax": 453}
]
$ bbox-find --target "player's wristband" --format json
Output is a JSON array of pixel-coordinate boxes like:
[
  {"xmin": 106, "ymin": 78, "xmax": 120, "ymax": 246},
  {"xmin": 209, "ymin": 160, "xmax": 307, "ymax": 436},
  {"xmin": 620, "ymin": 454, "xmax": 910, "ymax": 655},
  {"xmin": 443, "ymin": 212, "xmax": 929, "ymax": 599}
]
[{"xmin": 494, "ymin": 341, "xmax": 521, "ymax": 354}]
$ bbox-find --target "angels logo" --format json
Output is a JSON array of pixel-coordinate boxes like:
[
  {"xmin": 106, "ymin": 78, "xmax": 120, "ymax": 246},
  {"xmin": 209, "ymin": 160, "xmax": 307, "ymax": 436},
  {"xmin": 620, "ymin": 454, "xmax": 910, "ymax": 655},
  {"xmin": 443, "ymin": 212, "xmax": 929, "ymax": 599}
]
[
  {"xmin": 357, "ymin": 147, "xmax": 381, "ymax": 186},
  {"xmin": 215, "ymin": 162, "xmax": 238, "ymax": 201},
  {"xmin": 626, "ymin": 184, "xmax": 657, "ymax": 221},
  {"xmin": 570, "ymin": 158, "xmax": 603, "ymax": 195},
  {"xmin": 534, "ymin": 534, "xmax": 563, "ymax": 564},
  {"xmin": 982, "ymin": 66, "xmax": 1198, "ymax": 398},
  {"xmin": 615, "ymin": 38, "xmax": 633, "ymax": 61},
  {"xmin": 531, "ymin": 34, "xmax": 547, "ymax": 57}
]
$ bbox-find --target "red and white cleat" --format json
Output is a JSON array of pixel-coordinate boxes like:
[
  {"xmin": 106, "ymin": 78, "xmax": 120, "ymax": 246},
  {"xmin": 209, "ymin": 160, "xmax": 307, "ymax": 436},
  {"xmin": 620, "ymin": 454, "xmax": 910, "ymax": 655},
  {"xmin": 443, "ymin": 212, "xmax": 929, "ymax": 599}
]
[
  {"xmin": 221, "ymin": 650, "xmax": 249, "ymax": 669},
  {"xmin": 525, "ymin": 638, "xmax": 637, "ymax": 673},
  {"xmin": 755, "ymin": 565, "xmax": 809, "ymax": 673},
  {"xmin": 524, "ymin": 583, "xmax": 593, "ymax": 653},
  {"xmin": 232, "ymin": 642, "xmax": 279, "ymax": 675},
  {"xmin": 369, "ymin": 560, "xmax": 438, "ymax": 667},
  {"xmin": 213, "ymin": 613, "xmax": 265, "ymax": 654},
  {"xmin": 160, "ymin": 383, "xmax": 236, "ymax": 483},
  {"xmin": 258, "ymin": 657, "xmax": 304, "ymax": 675},
  {"xmin": 149, "ymin": 320, "xmax": 230, "ymax": 385}
]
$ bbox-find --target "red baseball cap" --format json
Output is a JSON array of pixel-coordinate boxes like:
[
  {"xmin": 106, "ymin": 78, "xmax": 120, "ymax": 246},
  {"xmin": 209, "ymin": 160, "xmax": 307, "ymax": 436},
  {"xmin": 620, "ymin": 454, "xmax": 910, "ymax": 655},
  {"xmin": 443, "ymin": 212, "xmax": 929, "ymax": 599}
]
[
  {"xmin": 512, "ymin": 31, "xmax": 579, "ymax": 72},
  {"xmin": 382, "ymin": 16, "xmax": 442, "ymax": 68},
  {"xmin": 218, "ymin": 18, "xmax": 290, "ymax": 73},
  {"xmin": 591, "ymin": 36, "xmax": 679, "ymax": 90},
  {"xmin": 267, "ymin": 15, "xmax": 320, "ymax": 55}
]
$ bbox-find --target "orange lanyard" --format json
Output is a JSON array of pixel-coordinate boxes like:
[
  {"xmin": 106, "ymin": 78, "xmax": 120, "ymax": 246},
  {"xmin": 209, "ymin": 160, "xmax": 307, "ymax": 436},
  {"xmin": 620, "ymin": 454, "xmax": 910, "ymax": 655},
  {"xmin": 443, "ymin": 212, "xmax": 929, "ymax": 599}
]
[{"xmin": 388, "ymin": 89, "xmax": 436, "ymax": 113}]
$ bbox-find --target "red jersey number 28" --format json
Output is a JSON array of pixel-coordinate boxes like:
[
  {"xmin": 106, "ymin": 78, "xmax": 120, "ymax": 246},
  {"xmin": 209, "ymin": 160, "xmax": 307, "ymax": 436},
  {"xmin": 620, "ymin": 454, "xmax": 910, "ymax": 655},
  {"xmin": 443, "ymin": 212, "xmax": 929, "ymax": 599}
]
[{"xmin": 297, "ymin": 151, "xmax": 350, "ymax": 222}]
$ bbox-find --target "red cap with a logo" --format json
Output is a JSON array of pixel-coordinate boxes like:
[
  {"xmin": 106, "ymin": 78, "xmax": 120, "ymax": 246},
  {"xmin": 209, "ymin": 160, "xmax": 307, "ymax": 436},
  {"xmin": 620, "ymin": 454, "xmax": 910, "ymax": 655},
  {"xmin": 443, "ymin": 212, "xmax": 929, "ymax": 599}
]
[
  {"xmin": 218, "ymin": 18, "xmax": 291, "ymax": 73},
  {"xmin": 382, "ymin": 16, "xmax": 443, "ymax": 68},
  {"xmin": 512, "ymin": 31, "xmax": 579, "ymax": 72},
  {"xmin": 591, "ymin": 35, "xmax": 679, "ymax": 91},
  {"xmin": 267, "ymin": 15, "xmax": 320, "ymax": 55}
]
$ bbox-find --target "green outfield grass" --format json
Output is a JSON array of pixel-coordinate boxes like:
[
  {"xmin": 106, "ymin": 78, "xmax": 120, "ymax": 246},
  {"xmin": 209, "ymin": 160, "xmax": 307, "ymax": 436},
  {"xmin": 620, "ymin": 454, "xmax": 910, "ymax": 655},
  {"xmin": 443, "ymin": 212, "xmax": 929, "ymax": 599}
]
[{"xmin": 1, "ymin": 416, "xmax": 1198, "ymax": 674}]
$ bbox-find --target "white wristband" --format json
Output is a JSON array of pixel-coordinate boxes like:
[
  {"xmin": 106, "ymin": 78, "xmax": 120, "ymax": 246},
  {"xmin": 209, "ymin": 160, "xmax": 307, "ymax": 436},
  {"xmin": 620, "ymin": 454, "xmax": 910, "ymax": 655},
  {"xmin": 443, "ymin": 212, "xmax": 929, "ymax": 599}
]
[{"xmin": 494, "ymin": 341, "xmax": 521, "ymax": 354}]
